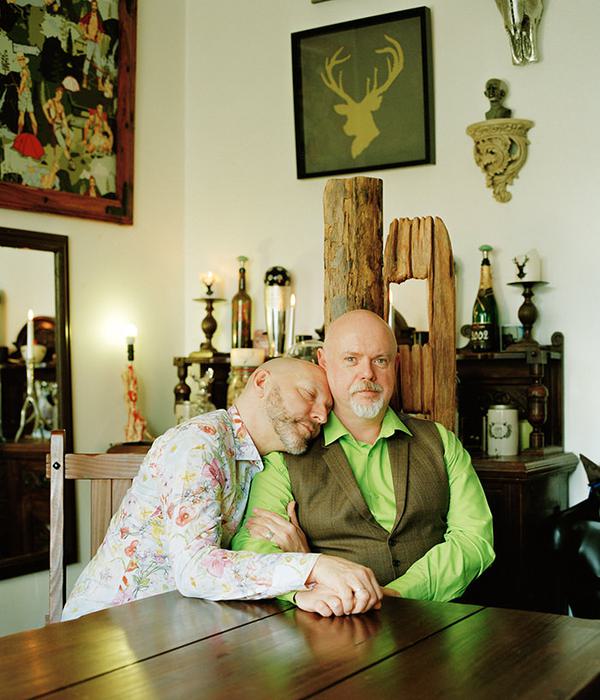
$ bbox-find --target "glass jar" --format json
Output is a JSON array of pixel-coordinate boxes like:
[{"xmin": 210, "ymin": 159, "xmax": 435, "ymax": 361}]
[{"xmin": 286, "ymin": 338, "xmax": 323, "ymax": 365}]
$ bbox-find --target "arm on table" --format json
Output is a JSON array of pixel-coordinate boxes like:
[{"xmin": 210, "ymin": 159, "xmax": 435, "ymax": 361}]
[
  {"xmin": 231, "ymin": 452, "xmax": 382, "ymax": 614},
  {"xmin": 383, "ymin": 424, "xmax": 495, "ymax": 601}
]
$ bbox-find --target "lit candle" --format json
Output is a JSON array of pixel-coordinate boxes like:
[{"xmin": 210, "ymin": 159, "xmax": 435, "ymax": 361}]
[
  {"xmin": 201, "ymin": 271, "xmax": 215, "ymax": 295},
  {"xmin": 26, "ymin": 309, "xmax": 34, "ymax": 361},
  {"xmin": 124, "ymin": 323, "xmax": 138, "ymax": 362},
  {"xmin": 387, "ymin": 288, "xmax": 394, "ymax": 327},
  {"xmin": 286, "ymin": 294, "xmax": 296, "ymax": 351}
]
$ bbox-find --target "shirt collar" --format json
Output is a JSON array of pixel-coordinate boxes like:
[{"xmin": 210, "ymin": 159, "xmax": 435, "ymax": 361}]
[
  {"xmin": 323, "ymin": 407, "xmax": 412, "ymax": 446},
  {"xmin": 228, "ymin": 405, "xmax": 262, "ymax": 462}
]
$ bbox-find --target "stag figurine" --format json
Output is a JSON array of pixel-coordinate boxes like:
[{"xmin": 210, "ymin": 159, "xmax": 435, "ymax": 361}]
[
  {"xmin": 320, "ymin": 34, "xmax": 404, "ymax": 158},
  {"xmin": 495, "ymin": 0, "xmax": 544, "ymax": 65}
]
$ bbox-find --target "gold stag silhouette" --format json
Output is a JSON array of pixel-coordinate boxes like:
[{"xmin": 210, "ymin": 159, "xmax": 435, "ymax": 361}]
[{"xmin": 320, "ymin": 34, "xmax": 404, "ymax": 159}]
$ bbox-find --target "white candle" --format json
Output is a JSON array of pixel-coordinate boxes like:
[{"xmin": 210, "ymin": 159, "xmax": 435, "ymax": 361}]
[
  {"xmin": 26, "ymin": 309, "xmax": 34, "ymax": 361},
  {"xmin": 512, "ymin": 249, "xmax": 542, "ymax": 283},
  {"xmin": 286, "ymin": 294, "xmax": 296, "ymax": 351},
  {"xmin": 201, "ymin": 271, "xmax": 215, "ymax": 294},
  {"xmin": 388, "ymin": 288, "xmax": 394, "ymax": 327}
]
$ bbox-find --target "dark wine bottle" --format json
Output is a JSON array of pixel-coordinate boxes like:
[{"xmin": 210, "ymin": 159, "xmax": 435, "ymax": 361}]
[
  {"xmin": 470, "ymin": 244, "xmax": 499, "ymax": 352},
  {"xmin": 232, "ymin": 255, "xmax": 252, "ymax": 348}
]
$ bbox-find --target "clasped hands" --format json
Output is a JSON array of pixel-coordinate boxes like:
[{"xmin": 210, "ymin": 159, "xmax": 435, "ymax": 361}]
[{"xmin": 247, "ymin": 502, "xmax": 383, "ymax": 617}]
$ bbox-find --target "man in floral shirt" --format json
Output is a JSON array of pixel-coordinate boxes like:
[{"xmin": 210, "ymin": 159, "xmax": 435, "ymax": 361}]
[{"xmin": 62, "ymin": 358, "xmax": 382, "ymax": 621}]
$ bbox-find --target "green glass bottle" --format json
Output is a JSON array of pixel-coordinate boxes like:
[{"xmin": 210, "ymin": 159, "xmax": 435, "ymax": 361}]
[
  {"xmin": 231, "ymin": 256, "xmax": 252, "ymax": 348},
  {"xmin": 470, "ymin": 244, "xmax": 499, "ymax": 352}
]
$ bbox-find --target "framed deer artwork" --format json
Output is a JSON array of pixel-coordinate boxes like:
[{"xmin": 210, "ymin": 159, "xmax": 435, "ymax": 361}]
[
  {"xmin": 0, "ymin": 0, "xmax": 136, "ymax": 224},
  {"xmin": 292, "ymin": 7, "xmax": 434, "ymax": 178}
]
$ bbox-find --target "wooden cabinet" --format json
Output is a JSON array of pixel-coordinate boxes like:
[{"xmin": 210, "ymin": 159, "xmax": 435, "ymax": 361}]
[
  {"xmin": 464, "ymin": 450, "xmax": 577, "ymax": 613},
  {"xmin": 456, "ymin": 336, "xmax": 575, "ymax": 613}
]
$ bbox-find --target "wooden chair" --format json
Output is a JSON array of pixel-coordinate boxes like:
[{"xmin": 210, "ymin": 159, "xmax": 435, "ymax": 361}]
[{"xmin": 47, "ymin": 429, "xmax": 149, "ymax": 623}]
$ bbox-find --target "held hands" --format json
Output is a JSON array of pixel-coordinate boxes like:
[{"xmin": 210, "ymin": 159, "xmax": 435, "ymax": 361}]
[
  {"xmin": 246, "ymin": 501, "xmax": 383, "ymax": 614},
  {"xmin": 247, "ymin": 501, "xmax": 310, "ymax": 553},
  {"xmin": 305, "ymin": 555, "xmax": 382, "ymax": 615}
]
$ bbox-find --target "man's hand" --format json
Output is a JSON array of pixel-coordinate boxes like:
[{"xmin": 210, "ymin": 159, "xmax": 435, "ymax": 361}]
[
  {"xmin": 306, "ymin": 555, "xmax": 382, "ymax": 614},
  {"xmin": 247, "ymin": 501, "xmax": 310, "ymax": 553},
  {"xmin": 295, "ymin": 585, "xmax": 345, "ymax": 617},
  {"xmin": 383, "ymin": 586, "xmax": 401, "ymax": 598}
]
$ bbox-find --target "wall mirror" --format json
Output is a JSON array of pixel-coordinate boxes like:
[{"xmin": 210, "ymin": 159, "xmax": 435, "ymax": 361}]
[
  {"xmin": 0, "ymin": 226, "xmax": 74, "ymax": 579},
  {"xmin": 389, "ymin": 279, "xmax": 430, "ymax": 345}
]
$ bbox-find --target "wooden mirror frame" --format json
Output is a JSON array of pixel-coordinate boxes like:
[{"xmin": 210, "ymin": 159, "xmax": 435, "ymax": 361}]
[{"xmin": 0, "ymin": 225, "xmax": 74, "ymax": 579}]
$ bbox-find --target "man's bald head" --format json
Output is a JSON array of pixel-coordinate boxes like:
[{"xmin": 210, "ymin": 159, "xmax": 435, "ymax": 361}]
[
  {"xmin": 324, "ymin": 310, "xmax": 397, "ymax": 355},
  {"xmin": 235, "ymin": 356, "xmax": 332, "ymax": 455}
]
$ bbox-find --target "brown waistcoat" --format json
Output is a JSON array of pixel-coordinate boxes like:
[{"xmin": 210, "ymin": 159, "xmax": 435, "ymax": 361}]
[{"xmin": 285, "ymin": 415, "xmax": 449, "ymax": 585}]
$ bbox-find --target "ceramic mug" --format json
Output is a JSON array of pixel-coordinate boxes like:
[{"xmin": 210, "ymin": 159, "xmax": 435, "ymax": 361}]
[{"xmin": 487, "ymin": 404, "xmax": 518, "ymax": 456}]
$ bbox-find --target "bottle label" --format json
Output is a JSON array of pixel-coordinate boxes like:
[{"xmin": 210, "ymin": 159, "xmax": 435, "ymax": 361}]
[{"xmin": 470, "ymin": 323, "xmax": 495, "ymax": 350}]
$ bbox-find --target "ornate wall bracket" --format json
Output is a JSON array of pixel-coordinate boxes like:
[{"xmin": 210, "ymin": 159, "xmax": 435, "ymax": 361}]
[{"xmin": 466, "ymin": 118, "xmax": 534, "ymax": 203}]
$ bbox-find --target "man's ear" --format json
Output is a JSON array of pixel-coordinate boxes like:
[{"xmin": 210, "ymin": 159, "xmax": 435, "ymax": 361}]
[
  {"xmin": 252, "ymin": 368, "xmax": 271, "ymax": 398},
  {"xmin": 317, "ymin": 347, "xmax": 326, "ymax": 369}
]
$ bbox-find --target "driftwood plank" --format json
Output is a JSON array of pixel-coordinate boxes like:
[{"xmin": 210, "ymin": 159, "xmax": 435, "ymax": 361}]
[
  {"xmin": 422, "ymin": 343, "xmax": 434, "ymax": 416},
  {"xmin": 323, "ymin": 177, "xmax": 383, "ymax": 329},
  {"xmin": 431, "ymin": 217, "xmax": 456, "ymax": 430},
  {"xmin": 411, "ymin": 345, "xmax": 423, "ymax": 413},
  {"xmin": 399, "ymin": 344, "xmax": 413, "ymax": 412},
  {"xmin": 411, "ymin": 216, "xmax": 432, "ymax": 279}
]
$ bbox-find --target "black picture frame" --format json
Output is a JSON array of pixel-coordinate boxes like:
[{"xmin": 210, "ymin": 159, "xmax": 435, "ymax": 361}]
[{"xmin": 292, "ymin": 7, "xmax": 435, "ymax": 179}]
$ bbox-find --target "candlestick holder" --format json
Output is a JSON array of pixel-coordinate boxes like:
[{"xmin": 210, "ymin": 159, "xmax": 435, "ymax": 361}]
[
  {"xmin": 504, "ymin": 280, "xmax": 547, "ymax": 350},
  {"xmin": 190, "ymin": 285, "xmax": 225, "ymax": 360},
  {"xmin": 14, "ymin": 357, "xmax": 45, "ymax": 441}
]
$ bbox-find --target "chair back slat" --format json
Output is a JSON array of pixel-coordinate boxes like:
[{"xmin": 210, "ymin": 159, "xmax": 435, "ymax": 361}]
[
  {"xmin": 48, "ymin": 430, "xmax": 148, "ymax": 624},
  {"xmin": 49, "ymin": 430, "xmax": 66, "ymax": 624}
]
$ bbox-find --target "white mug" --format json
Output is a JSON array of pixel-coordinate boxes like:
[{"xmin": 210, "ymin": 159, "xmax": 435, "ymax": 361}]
[{"xmin": 487, "ymin": 404, "xmax": 519, "ymax": 456}]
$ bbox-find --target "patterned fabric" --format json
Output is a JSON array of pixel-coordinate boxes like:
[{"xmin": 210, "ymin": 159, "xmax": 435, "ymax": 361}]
[{"xmin": 62, "ymin": 407, "xmax": 318, "ymax": 621}]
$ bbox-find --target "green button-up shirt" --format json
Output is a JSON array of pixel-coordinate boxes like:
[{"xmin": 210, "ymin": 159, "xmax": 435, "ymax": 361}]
[{"xmin": 232, "ymin": 409, "xmax": 494, "ymax": 602}]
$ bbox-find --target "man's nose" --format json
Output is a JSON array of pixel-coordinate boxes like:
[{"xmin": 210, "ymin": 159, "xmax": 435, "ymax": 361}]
[
  {"xmin": 311, "ymin": 402, "xmax": 329, "ymax": 425},
  {"xmin": 358, "ymin": 358, "xmax": 375, "ymax": 380}
]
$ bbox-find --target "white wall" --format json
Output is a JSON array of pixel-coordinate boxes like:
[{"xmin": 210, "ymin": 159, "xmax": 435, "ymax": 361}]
[
  {"xmin": 0, "ymin": 0, "xmax": 187, "ymax": 636},
  {"xmin": 186, "ymin": 0, "xmax": 600, "ymax": 504}
]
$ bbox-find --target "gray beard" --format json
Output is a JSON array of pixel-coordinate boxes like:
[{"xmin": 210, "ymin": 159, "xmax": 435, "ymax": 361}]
[
  {"xmin": 265, "ymin": 385, "xmax": 311, "ymax": 455},
  {"xmin": 350, "ymin": 394, "xmax": 386, "ymax": 418}
]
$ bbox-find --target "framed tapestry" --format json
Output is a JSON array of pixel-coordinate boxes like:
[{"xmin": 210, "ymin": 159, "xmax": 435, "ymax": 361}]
[
  {"xmin": 292, "ymin": 7, "xmax": 434, "ymax": 179},
  {"xmin": 0, "ymin": 0, "xmax": 136, "ymax": 224}
]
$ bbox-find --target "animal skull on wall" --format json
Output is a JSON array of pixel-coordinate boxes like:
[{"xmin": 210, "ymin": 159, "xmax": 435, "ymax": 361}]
[{"xmin": 495, "ymin": 0, "xmax": 544, "ymax": 65}]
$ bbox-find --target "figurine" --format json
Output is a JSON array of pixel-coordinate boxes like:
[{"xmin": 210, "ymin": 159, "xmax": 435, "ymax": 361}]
[{"xmin": 484, "ymin": 78, "xmax": 512, "ymax": 119}]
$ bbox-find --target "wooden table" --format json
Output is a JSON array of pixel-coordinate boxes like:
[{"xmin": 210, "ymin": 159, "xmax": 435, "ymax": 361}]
[{"xmin": 2, "ymin": 594, "xmax": 599, "ymax": 699}]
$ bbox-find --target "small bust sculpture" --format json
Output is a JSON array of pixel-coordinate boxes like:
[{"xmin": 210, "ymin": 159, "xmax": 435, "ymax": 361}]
[{"xmin": 484, "ymin": 78, "xmax": 512, "ymax": 119}]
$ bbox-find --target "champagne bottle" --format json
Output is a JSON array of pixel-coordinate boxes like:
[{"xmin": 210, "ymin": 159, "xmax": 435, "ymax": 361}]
[
  {"xmin": 231, "ymin": 255, "xmax": 252, "ymax": 348},
  {"xmin": 470, "ymin": 244, "xmax": 499, "ymax": 352}
]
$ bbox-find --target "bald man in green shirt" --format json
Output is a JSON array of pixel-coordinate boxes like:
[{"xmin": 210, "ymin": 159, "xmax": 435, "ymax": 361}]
[{"xmin": 232, "ymin": 310, "xmax": 494, "ymax": 615}]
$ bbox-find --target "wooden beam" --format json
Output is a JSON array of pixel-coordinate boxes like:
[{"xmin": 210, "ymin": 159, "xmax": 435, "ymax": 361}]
[{"xmin": 323, "ymin": 177, "xmax": 384, "ymax": 329}]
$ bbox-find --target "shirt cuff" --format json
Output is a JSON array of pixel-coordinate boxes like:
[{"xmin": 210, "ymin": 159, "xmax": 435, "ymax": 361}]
[{"xmin": 271, "ymin": 553, "xmax": 319, "ymax": 596}]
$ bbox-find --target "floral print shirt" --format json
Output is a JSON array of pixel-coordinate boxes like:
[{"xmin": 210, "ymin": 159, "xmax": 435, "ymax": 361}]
[{"xmin": 62, "ymin": 406, "xmax": 318, "ymax": 621}]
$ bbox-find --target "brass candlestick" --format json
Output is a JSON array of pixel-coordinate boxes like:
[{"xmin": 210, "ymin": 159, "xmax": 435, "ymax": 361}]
[
  {"xmin": 505, "ymin": 280, "xmax": 547, "ymax": 350},
  {"xmin": 190, "ymin": 280, "xmax": 225, "ymax": 359}
]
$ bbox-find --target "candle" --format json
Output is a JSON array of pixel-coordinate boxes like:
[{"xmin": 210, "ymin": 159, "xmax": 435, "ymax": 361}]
[
  {"xmin": 286, "ymin": 294, "xmax": 296, "ymax": 351},
  {"xmin": 26, "ymin": 309, "xmax": 34, "ymax": 361},
  {"xmin": 387, "ymin": 288, "xmax": 394, "ymax": 327},
  {"xmin": 512, "ymin": 249, "xmax": 542, "ymax": 283},
  {"xmin": 201, "ymin": 271, "xmax": 215, "ymax": 295}
]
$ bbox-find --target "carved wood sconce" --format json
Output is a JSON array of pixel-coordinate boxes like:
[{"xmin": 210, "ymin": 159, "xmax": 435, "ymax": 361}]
[{"xmin": 466, "ymin": 118, "xmax": 534, "ymax": 203}]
